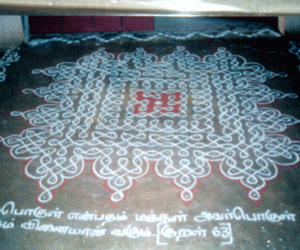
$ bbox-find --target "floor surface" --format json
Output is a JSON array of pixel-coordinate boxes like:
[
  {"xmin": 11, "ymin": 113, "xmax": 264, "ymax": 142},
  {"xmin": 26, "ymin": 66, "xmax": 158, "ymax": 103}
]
[{"xmin": 1, "ymin": 22, "xmax": 300, "ymax": 249}]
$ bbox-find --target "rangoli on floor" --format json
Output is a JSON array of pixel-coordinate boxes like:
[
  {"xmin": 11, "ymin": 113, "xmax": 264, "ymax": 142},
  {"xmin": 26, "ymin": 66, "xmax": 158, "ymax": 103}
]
[
  {"xmin": 1, "ymin": 47, "xmax": 300, "ymax": 207},
  {"xmin": 290, "ymin": 41, "xmax": 300, "ymax": 70},
  {"xmin": 27, "ymin": 26, "xmax": 281, "ymax": 47},
  {"xmin": 0, "ymin": 48, "xmax": 20, "ymax": 82}
]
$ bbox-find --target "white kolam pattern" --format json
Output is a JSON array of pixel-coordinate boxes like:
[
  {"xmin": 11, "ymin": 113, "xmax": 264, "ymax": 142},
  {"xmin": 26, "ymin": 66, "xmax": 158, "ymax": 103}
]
[
  {"xmin": 290, "ymin": 41, "xmax": 300, "ymax": 70},
  {"xmin": 0, "ymin": 48, "xmax": 20, "ymax": 82},
  {"xmin": 1, "ymin": 47, "xmax": 300, "ymax": 206},
  {"xmin": 27, "ymin": 27, "xmax": 281, "ymax": 47}
]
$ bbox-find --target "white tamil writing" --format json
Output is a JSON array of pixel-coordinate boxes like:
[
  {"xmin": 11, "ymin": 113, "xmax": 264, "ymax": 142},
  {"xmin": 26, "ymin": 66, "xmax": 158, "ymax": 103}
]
[
  {"xmin": 156, "ymin": 223, "xmax": 207, "ymax": 245},
  {"xmin": 111, "ymin": 225, "xmax": 152, "ymax": 238},
  {"xmin": 0, "ymin": 219, "xmax": 15, "ymax": 229},
  {"xmin": 20, "ymin": 219, "xmax": 107, "ymax": 237},
  {"xmin": 0, "ymin": 201, "xmax": 64, "ymax": 219},
  {"xmin": 0, "ymin": 201, "xmax": 296, "ymax": 225},
  {"xmin": 194, "ymin": 206, "xmax": 296, "ymax": 223},
  {"xmin": 67, "ymin": 211, "xmax": 128, "ymax": 225},
  {"xmin": 135, "ymin": 212, "xmax": 187, "ymax": 223},
  {"xmin": 0, "ymin": 201, "xmax": 298, "ymax": 246}
]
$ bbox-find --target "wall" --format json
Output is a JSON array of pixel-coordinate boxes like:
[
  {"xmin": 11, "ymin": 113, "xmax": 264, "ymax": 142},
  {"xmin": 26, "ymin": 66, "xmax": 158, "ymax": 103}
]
[{"xmin": 0, "ymin": 15, "xmax": 27, "ymax": 49}]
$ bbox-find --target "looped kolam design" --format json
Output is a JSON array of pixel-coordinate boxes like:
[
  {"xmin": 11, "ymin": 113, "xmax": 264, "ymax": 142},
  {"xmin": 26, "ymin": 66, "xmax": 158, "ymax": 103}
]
[
  {"xmin": 290, "ymin": 41, "xmax": 300, "ymax": 70},
  {"xmin": 1, "ymin": 46, "xmax": 300, "ymax": 206},
  {"xmin": 0, "ymin": 48, "xmax": 20, "ymax": 82}
]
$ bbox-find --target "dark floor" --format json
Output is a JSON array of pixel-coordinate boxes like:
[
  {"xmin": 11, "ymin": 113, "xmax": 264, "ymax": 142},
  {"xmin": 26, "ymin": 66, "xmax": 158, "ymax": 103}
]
[{"xmin": 1, "ymin": 22, "xmax": 300, "ymax": 249}]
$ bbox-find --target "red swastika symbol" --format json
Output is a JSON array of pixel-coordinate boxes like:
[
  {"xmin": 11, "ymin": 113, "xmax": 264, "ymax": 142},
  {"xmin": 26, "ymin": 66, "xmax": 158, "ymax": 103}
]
[{"xmin": 133, "ymin": 91, "xmax": 181, "ymax": 114}]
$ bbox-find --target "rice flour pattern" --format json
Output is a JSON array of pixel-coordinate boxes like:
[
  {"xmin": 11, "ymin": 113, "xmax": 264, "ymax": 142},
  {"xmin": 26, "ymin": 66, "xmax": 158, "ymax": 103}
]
[
  {"xmin": 1, "ymin": 47, "xmax": 300, "ymax": 206},
  {"xmin": 0, "ymin": 48, "xmax": 20, "ymax": 82}
]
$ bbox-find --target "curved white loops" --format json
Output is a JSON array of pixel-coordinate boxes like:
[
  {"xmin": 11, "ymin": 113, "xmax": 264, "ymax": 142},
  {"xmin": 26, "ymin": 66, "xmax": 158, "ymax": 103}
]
[
  {"xmin": 0, "ymin": 48, "xmax": 20, "ymax": 82},
  {"xmin": 1, "ymin": 47, "xmax": 299, "ymax": 206},
  {"xmin": 27, "ymin": 27, "xmax": 281, "ymax": 47},
  {"xmin": 290, "ymin": 41, "xmax": 300, "ymax": 71}
]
